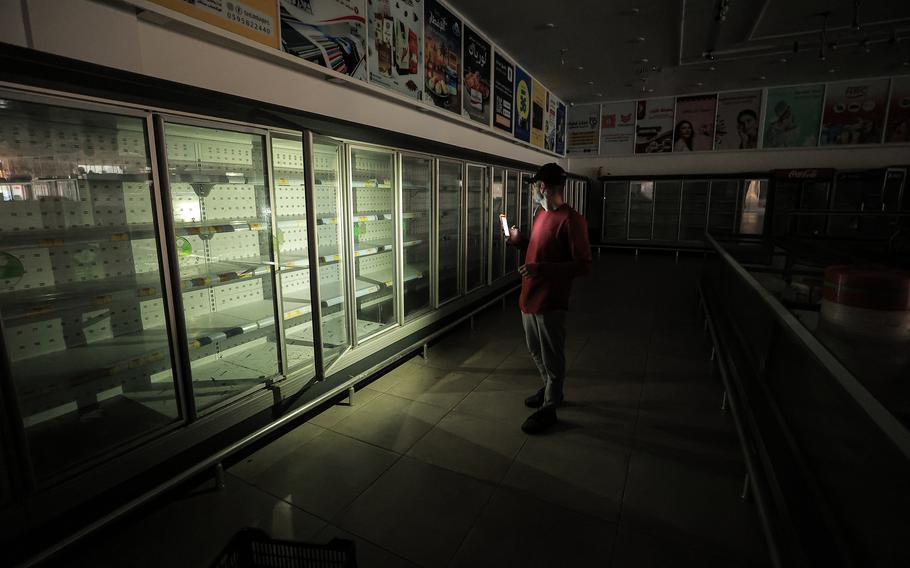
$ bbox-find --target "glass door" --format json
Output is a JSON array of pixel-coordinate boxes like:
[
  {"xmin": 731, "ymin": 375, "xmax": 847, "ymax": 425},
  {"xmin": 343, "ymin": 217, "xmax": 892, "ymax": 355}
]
[
  {"xmin": 400, "ymin": 154, "xmax": 432, "ymax": 320},
  {"xmin": 505, "ymin": 171, "xmax": 519, "ymax": 272},
  {"xmin": 269, "ymin": 133, "xmax": 315, "ymax": 379},
  {"xmin": 348, "ymin": 146, "xmax": 397, "ymax": 341},
  {"xmin": 707, "ymin": 179, "xmax": 741, "ymax": 235},
  {"xmin": 465, "ymin": 164, "xmax": 487, "ymax": 292},
  {"xmin": 680, "ymin": 180, "xmax": 709, "ymax": 241},
  {"xmin": 311, "ymin": 137, "xmax": 349, "ymax": 368},
  {"xmin": 437, "ymin": 159, "xmax": 463, "ymax": 304},
  {"xmin": 161, "ymin": 121, "xmax": 279, "ymax": 412},
  {"xmin": 628, "ymin": 181, "xmax": 655, "ymax": 240},
  {"xmin": 490, "ymin": 167, "xmax": 505, "ymax": 281},
  {"xmin": 603, "ymin": 181, "xmax": 630, "ymax": 241},
  {"xmin": 652, "ymin": 181, "xmax": 682, "ymax": 241},
  {"xmin": 520, "ymin": 172, "xmax": 533, "ymax": 232},
  {"xmin": 0, "ymin": 97, "xmax": 179, "ymax": 481}
]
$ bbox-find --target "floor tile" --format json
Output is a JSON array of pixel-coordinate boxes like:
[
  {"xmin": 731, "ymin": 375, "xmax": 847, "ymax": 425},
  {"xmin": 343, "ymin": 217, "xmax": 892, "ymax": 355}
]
[
  {"xmin": 386, "ymin": 367, "xmax": 486, "ymax": 410},
  {"xmin": 251, "ymin": 429, "xmax": 399, "ymax": 520},
  {"xmin": 502, "ymin": 433, "xmax": 629, "ymax": 522},
  {"xmin": 336, "ymin": 457, "xmax": 494, "ymax": 567},
  {"xmin": 620, "ymin": 452, "xmax": 765, "ymax": 559},
  {"xmin": 406, "ymin": 411, "xmax": 527, "ymax": 483},
  {"xmin": 611, "ymin": 529, "xmax": 762, "ymax": 568},
  {"xmin": 330, "ymin": 392, "xmax": 448, "ymax": 454},
  {"xmin": 452, "ymin": 386, "xmax": 534, "ymax": 428},
  {"xmin": 451, "ymin": 487, "xmax": 615, "ymax": 568},
  {"xmin": 60, "ymin": 477, "xmax": 326, "ymax": 568},
  {"xmin": 230, "ymin": 422, "xmax": 325, "ymax": 480},
  {"xmin": 313, "ymin": 524, "xmax": 419, "ymax": 568},
  {"xmin": 646, "ymin": 351, "xmax": 714, "ymax": 375},
  {"xmin": 307, "ymin": 386, "xmax": 382, "ymax": 429}
]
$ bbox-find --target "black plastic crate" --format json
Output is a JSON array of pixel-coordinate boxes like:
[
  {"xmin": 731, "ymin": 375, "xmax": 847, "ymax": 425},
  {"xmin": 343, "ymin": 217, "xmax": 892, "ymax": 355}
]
[{"xmin": 211, "ymin": 528, "xmax": 357, "ymax": 568}]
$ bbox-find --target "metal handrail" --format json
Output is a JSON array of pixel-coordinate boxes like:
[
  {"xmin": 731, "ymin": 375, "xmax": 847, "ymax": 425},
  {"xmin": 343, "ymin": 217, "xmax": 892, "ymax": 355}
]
[
  {"xmin": 704, "ymin": 233, "xmax": 910, "ymax": 461},
  {"xmin": 785, "ymin": 209, "xmax": 910, "ymax": 218}
]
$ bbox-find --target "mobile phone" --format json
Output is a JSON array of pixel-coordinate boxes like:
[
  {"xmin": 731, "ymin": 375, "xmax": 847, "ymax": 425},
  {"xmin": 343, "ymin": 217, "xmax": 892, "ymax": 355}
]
[{"xmin": 500, "ymin": 214, "xmax": 510, "ymax": 237}]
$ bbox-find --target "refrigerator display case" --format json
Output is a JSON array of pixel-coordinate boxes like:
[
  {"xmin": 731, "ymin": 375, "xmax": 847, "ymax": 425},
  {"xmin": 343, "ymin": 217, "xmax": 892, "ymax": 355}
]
[
  {"xmin": 490, "ymin": 167, "xmax": 506, "ymax": 281},
  {"xmin": 348, "ymin": 146, "xmax": 398, "ymax": 341},
  {"xmin": 707, "ymin": 179, "xmax": 741, "ymax": 234},
  {"xmin": 505, "ymin": 171, "xmax": 519, "ymax": 272},
  {"xmin": 400, "ymin": 154, "xmax": 432, "ymax": 320},
  {"xmin": 465, "ymin": 164, "xmax": 487, "ymax": 291},
  {"xmin": 519, "ymin": 172, "xmax": 533, "ymax": 232},
  {"xmin": 311, "ymin": 137, "xmax": 350, "ymax": 367},
  {"xmin": 0, "ymin": 98, "xmax": 179, "ymax": 480},
  {"xmin": 437, "ymin": 159, "xmax": 462, "ymax": 304},
  {"xmin": 160, "ymin": 121, "xmax": 280, "ymax": 412}
]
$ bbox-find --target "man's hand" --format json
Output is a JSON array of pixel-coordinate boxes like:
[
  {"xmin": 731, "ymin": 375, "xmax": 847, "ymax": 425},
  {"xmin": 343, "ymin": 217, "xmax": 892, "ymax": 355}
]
[
  {"xmin": 518, "ymin": 263, "xmax": 539, "ymax": 278},
  {"xmin": 507, "ymin": 226, "xmax": 520, "ymax": 245}
]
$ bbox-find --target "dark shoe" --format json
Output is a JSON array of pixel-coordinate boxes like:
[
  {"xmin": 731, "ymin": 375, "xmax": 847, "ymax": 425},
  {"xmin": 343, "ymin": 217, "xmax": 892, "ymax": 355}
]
[
  {"xmin": 524, "ymin": 388, "xmax": 545, "ymax": 408},
  {"xmin": 521, "ymin": 406, "xmax": 557, "ymax": 434}
]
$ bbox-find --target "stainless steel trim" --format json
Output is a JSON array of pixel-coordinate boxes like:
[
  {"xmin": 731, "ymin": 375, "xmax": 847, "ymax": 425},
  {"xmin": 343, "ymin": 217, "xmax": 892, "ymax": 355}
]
[
  {"xmin": 301, "ymin": 131, "xmax": 325, "ymax": 380},
  {"xmin": 0, "ymin": 86, "xmax": 151, "ymax": 118},
  {"xmin": 156, "ymin": 113, "xmax": 269, "ymax": 136},
  {"xmin": 432, "ymin": 158, "xmax": 441, "ymax": 309},
  {"xmin": 151, "ymin": 114, "xmax": 196, "ymax": 422},
  {"xmin": 395, "ymin": 152, "xmax": 405, "ymax": 325},
  {"xmin": 264, "ymin": 133, "xmax": 289, "ymax": 378}
]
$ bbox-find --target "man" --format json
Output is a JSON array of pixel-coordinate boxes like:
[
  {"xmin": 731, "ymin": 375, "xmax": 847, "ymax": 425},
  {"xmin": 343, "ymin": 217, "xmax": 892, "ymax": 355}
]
[{"xmin": 508, "ymin": 163, "xmax": 592, "ymax": 434}]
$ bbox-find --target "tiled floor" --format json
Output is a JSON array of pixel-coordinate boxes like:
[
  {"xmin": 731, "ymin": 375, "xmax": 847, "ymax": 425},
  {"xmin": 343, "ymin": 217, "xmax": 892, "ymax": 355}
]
[{"xmin": 55, "ymin": 253, "xmax": 767, "ymax": 567}]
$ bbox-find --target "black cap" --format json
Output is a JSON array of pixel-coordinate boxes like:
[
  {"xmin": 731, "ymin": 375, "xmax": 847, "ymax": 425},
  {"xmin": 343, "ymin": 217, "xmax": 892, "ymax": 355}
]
[{"xmin": 530, "ymin": 163, "xmax": 566, "ymax": 186}]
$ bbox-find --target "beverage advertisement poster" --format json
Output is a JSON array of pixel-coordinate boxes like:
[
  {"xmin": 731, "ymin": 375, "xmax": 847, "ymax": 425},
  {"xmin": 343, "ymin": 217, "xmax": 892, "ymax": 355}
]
[
  {"xmin": 714, "ymin": 90, "xmax": 762, "ymax": 150},
  {"xmin": 567, "ymin": 104, "xmax": 599, "ymax": 155},
  {"xmin": 673, "ymin": 94, "xmax": 716, "ymax": 152},
  {"xmin": 530, "ymin": 78, "xmax": 546, "ymax": 148},
  {"xmin": 424, "ymin": 0, "xmax": 462, "ymax": 114},
  {"xmin": 544, "ymin": 92, "xmax": 558, "ymax": 151},
  {"xmin": 762, "ymin": 85, "xmax": 824, "ymax": 148},
  {"xmin": 599, "ymin": 100, "xmax": 636, "ymax": 155},
  {"xmin": 820, "ymin": 78, "xmax": 890, "ymax": 145},
  {"xmin": 280, "ymin": 0, "xmax": 367, "ymax": 80},
  {"xmin": 555, "ymin": 101, "xmax": 567, "ymax": 155},
  {"xmin": 367, "ymin": 0, "xmax": 423, "ymax": 99},
  {"xmin": 462, "ymin": 25, "xmax": 491, "ymax": 125},
  {"xmin": 514, "ymin": 65, "xmax": 532, "ymax": 142},
  {"xmin": 151, "ymin": 0, "xmax": 279, "ymax": 48},
  {"xmin": 492, "ymin": 52, "xmax": 514, "ymax": 133},
  {"xmin": 885, "ymin": 75, "xmax": 910, "ymax": 143},
  {"xmin": 634, "ymin": 98, "xmax": 675, "ymax": 154}
]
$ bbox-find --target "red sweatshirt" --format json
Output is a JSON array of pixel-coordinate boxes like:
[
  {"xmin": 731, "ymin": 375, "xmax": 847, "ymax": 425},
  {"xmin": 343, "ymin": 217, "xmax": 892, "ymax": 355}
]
[{"xmin": 512, "ymin": 204, "xmax": 592, "ymax": 313}]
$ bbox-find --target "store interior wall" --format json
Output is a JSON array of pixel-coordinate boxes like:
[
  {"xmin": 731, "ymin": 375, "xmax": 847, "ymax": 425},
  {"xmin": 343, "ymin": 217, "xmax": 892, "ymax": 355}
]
[
  {"xmin": 568, "ymin": 144, "xmax": 910, "ymax": 178},
  {"xmin": 0, "ymin": 0, "xmax": 561, "ymax": 169}
]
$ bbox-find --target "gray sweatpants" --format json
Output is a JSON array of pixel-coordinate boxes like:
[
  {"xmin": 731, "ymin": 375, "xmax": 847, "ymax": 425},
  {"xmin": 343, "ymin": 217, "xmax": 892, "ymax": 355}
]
[{"xmin": 521, "ymin": 310, "xmax": 567, "ymax": 408}]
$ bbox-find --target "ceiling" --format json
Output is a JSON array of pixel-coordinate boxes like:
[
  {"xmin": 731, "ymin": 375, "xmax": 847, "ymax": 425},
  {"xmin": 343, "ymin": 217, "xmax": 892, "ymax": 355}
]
[{"xmin": 447, "ymin": 0, "xmax": 910, "ymax": 104}]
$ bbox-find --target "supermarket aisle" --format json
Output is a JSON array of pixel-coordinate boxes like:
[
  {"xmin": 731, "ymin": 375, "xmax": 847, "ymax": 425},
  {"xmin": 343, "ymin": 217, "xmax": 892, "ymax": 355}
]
[{"xmin": 54, "ymin": 253, "xmax": 767, "ymax": 567}]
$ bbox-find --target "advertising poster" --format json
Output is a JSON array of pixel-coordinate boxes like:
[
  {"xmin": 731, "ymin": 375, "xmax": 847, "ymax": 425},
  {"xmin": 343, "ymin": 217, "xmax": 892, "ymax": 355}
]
[
  {"xmin": 714, "ymin": 90, "xmax": 762, "ymax": 150},
  {"xmin": 821, "ymin": 78, "xmax": 890, "ymax": 145},
  {"xmin": 367, "ymin": 0, "xmax": 423, "ymax": 99},
  {"xmin": 544, "ymin": 92, "xmax": 558, "ymax": 151},
  {"xmin": 566, "ymin": 104, "xmax": 599, "ymax": 154},
  {"xmin": 530, "ymin": 79, "xmax": 546, "ymax": 148},
  {"xmin": 885, "ymin": 75, "xmax": 910, "ymax": 143},
  {"xmin": 555, "ymin": 101, "xmax": 567, "ymax": 155},
  {"xmin": 673, "ymin": 94, "xmax": 716, "ymax": 152},
  {"xmin": 634, "ymin": 98, "xmax": 675, "ymax": 154},
  {"xmin": 424, "ymin": 0, "xmax": 462, "ymax": 114},
  {"xmin": 280, "ymin": 0, "xmax": 367, "ymax": 80},
  {"xmin": 762, "ymin": 85, "xmax": 825, "ymax": 148},
  {"xmin": 151, "ymin": 0, "xmax": 279, "ymax": 48},
  {"xmin": 514, "ymin": 65, "xmax": 532, "ymax": 142},
  {"xmin": 599, "ymin": 100, "xmax": 636, "ymax": 155},
  {"xmin": 462, "ymin": 25, "xmax": 491, "ymax": 124},
  {"xmin": 492, "ymin": 53, "xmax": 514, "ymax": 133}
]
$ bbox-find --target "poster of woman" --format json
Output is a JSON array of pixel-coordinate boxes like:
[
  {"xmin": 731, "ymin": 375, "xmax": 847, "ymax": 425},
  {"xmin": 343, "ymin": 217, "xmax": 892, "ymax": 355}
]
[
  {"xmin": 634, "ymin": 98, "xmax": 675, "ymax": 154},
  {"xmin": 762, "ymin": 85, "xmax": 824, "ymax": 148},
  {"xmin": 714, "ymin": 90, "xmax": 761, "ymax": 150},
  {"xmin": 885, "ymin": 76, "xmax": 910, "ymax": 143},
  {"xmin": 820, "ymin": 78, "xmax": 890, "ymax": 145},
  {"xmin": 673, "ymin": 94, "xmax": 716, "ymax": 152}
]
